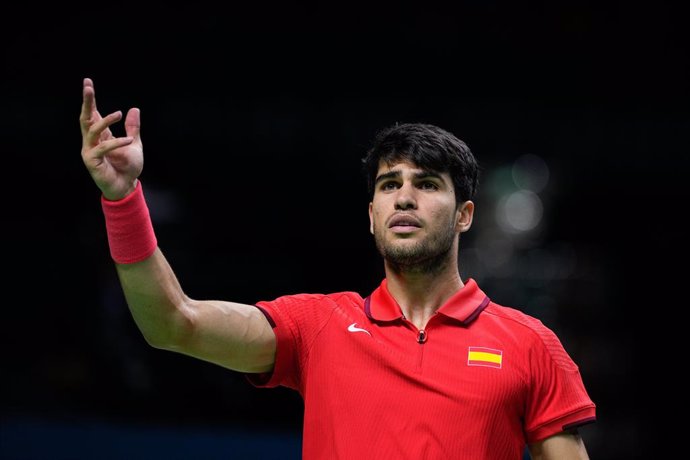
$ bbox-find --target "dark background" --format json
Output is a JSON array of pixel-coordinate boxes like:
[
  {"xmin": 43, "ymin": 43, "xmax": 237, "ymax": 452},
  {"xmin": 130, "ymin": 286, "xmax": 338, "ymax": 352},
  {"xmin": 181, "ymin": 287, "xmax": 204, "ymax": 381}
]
[{"xmin": 3, "ymin": 2, "xmax": 687, "ymax": 459}]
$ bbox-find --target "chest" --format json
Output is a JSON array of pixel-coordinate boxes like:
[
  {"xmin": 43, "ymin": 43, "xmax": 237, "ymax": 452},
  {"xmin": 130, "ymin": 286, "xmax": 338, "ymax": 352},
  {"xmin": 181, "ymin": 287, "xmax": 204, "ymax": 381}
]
[{"xmin": 304, "ymin": 307, "xmax": 529, "ymax": 417}]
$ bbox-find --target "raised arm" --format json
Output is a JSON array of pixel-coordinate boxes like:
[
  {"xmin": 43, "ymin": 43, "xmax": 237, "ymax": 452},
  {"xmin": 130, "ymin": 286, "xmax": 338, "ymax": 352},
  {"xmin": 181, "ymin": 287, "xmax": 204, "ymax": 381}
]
[{"xmin": 79, "ymin": 78, "xmax": 275, "ymax": 373}]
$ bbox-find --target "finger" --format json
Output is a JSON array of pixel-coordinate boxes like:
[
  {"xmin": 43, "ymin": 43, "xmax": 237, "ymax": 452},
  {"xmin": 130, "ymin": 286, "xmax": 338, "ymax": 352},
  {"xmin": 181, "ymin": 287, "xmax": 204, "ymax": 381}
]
[
  {"xmin": 80, "ymin": 78, "xmax": 103, "ymax": 134},
  {"xmin": 84, "ymin": 111, "xmax": 123, "ymax": 148},
  {"xmin": 80, "ymin": 78, "xmax": 96, "ymax": 122},
  {"xmin": 85, "ymin": 136, "xmax": 135, "ymax": 162},
  {"xmin": 124, "ymin": 108, "xmax": 141, "ymax": 141}
]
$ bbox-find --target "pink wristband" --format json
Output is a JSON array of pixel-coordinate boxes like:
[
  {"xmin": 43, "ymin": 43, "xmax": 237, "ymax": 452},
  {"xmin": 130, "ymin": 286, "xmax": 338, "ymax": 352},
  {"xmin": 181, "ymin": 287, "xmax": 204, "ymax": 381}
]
[{"xmin": 101, "ymin": 181, "xmax": 158, "ymax": 264}]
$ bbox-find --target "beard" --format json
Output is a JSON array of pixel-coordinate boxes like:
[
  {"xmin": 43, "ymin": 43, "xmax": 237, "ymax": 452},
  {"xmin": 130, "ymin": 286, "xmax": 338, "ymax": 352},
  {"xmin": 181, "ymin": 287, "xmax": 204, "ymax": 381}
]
[{"xmin": 374, "ymin": 223, "xmax": 457, "ymax": 275}]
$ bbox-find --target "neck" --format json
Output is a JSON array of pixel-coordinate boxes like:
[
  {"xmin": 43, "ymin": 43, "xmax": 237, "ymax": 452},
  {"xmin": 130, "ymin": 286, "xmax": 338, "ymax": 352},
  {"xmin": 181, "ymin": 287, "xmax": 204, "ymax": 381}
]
[{"xmin": 384, "ymin": 263, "xmax": 464, "ymax": 330}]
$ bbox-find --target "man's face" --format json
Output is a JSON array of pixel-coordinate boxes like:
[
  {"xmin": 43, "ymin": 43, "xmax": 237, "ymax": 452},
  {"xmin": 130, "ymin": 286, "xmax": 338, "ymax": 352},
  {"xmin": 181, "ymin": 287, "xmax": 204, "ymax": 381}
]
[{"xmin": 368, "ymin": 160, "xmax": 473, "ymax": 271}]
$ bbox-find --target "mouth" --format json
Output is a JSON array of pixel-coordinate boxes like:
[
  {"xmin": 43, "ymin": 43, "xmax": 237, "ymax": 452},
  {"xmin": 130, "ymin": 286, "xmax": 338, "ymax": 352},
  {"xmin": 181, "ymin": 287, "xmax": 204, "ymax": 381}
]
[{"xmin": 388, "ymin": 214, "xmax": 422, "ymax": 232}]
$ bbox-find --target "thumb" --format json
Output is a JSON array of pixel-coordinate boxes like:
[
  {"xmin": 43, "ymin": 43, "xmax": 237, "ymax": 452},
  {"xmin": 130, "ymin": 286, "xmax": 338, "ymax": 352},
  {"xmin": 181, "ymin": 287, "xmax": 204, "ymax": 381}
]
[{"xmin": 124, "ymin": 107, "xmax": 141, "ymax": 141}]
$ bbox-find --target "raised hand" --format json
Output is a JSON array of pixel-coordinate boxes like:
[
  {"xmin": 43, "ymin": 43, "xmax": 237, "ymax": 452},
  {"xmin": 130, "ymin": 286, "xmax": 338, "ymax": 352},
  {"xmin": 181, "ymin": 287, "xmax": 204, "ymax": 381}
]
[{"xmin": 80, "ymin": 78, "xmax": 144, "ymax": 200}]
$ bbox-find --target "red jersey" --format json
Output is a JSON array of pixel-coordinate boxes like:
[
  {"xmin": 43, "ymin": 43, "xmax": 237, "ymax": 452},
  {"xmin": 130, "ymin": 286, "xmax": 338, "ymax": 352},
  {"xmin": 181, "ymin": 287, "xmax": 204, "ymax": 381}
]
[{"xmin": 247, "ymin": 278, "xmax": 596, "ymax": 459}]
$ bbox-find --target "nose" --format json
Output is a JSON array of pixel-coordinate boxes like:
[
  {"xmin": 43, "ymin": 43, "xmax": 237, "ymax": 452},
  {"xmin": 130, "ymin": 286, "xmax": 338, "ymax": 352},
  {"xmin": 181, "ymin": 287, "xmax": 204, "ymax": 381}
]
[{"xmin": 394, "ymin": 183, "xmax": 417, "ymax": 210}]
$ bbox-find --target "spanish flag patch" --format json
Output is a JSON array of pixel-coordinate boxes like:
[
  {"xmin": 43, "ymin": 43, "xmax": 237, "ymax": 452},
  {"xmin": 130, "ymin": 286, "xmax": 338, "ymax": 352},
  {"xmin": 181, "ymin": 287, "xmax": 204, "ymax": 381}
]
[{"xmin": 467, "ymin": 347, "xmax": 503, "ymax": 368}]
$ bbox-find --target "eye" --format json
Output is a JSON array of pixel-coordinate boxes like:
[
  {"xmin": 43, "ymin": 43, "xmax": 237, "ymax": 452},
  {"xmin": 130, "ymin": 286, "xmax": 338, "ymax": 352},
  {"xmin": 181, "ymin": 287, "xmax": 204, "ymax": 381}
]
[
  {"xmin": 419, "ymin": 181, "xmax": 439, "ymax": 190},
  {"xmin": 381, "ymin": 181, "xmax": 400, "ymax": 191}
]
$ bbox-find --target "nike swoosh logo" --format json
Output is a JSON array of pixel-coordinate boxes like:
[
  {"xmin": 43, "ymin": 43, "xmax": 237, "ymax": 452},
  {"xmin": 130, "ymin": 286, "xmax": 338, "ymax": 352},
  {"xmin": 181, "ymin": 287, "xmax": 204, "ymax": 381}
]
[{"xmin": 348, "ymin": 323, "xmax": 371, "ymax": 336}]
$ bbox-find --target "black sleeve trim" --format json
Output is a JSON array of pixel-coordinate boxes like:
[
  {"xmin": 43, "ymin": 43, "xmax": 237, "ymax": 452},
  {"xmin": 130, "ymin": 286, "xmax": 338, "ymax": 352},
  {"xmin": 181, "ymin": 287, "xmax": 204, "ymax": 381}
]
[
  {"xmin": 254, "ymin": 305, "xmax": 276, "ymax": 328},
  {"xmin": 563, "ymin": 416, "xmax": 597, "ymax": 431}
]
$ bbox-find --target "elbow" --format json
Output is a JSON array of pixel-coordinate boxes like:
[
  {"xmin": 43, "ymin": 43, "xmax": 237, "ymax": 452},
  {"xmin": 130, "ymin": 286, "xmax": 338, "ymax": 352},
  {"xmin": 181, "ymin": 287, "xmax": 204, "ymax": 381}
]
[
  {"xmin": 142, "ymin": 333, "xmax": 175, "ymax": 351},
  {"xmin": 139, "ymin": 300, "xmax": 196, "ymax": 352}
]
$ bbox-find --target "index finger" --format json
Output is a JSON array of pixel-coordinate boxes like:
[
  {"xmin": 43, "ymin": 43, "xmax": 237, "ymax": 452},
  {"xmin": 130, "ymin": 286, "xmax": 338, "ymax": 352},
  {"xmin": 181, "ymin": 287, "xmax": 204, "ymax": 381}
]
[{"xmin": 79, "ymin": 77, "xmax": 101, "ymax": 133}]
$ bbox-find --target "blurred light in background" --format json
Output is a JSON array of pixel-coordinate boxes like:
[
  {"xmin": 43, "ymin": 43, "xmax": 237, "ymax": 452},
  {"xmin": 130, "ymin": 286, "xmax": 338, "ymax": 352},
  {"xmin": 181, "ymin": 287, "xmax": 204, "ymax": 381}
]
[
  {"xmin": 496, "ymin": 153, "xmax": 550, "ymax": 234},
  {"xmin": 512, "ymin": 153, "xmax": 550, "ymax": 193},
  {"xmin": 496, "ymin": 190, "xmax": 543, "ymax": 233}
]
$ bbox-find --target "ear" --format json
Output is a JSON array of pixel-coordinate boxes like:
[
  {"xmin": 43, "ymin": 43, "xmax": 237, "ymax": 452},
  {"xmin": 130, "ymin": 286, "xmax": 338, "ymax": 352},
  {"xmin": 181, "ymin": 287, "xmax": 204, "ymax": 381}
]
[
  {"xmin": 368, "ymin": 202, "xmax": 374, "ymax": 235},
  {"xmin": 455, "ymin": 200, "xmax": 474, "ymax": 233}
]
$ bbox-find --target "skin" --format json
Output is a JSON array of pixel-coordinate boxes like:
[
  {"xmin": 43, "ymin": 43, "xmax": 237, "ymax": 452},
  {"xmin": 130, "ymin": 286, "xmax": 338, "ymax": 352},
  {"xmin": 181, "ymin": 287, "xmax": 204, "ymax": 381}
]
[
  {"xmin": 80, "ymin": 78, "xmax": 589, "ymax": 458},
  {"xmin": 368, "ymin": 160, "xmax": 473, "ymax": 329},
  {"xmin": 529, "ymin": 431, "xmax": 590, "ymax": 459}
]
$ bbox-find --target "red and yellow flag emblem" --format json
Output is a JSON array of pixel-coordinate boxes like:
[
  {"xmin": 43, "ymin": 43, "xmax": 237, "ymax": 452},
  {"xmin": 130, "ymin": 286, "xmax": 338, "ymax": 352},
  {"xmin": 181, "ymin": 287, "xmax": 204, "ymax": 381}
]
[{"xmin": 467, "ymin": 347, "xmax": 503, "ymax": 368}]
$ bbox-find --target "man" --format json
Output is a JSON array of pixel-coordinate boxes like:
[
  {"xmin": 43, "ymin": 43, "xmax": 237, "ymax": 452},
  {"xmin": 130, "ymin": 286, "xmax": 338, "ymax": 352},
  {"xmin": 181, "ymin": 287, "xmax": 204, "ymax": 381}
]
[{"xmin": 80, "ymin": 77, "xmax": 596, "ymax": 459}]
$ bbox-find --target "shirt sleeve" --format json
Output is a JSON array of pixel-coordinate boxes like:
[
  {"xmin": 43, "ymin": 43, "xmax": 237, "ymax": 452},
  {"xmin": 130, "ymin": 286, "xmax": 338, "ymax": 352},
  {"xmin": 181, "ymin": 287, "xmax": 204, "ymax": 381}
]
[
  {"xmin": 523, "ymin": 325, "xmax": 597, "ymax": 443},
  {"xmin": 244, "ymin": 293, "xmax": 335, "ymax": 393}
]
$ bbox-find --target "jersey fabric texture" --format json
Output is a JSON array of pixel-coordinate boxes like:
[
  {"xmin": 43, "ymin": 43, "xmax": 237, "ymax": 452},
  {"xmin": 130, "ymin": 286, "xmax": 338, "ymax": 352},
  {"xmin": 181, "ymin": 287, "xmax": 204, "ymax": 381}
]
[{"xmin": 246, "ymin": 278, "xmax": 596, "ymax": 460}]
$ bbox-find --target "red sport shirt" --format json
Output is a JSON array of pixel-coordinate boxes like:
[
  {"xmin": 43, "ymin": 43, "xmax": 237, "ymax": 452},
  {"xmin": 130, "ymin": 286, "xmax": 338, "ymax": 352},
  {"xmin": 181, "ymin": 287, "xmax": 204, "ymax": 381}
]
[{"xmin": 247, "ymin": 278, "xmax": 596, "ymax": 459}]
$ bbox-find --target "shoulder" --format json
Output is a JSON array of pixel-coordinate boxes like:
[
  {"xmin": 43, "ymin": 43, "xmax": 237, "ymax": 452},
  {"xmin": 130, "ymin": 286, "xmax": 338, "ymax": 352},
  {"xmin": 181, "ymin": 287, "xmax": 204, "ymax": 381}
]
[
  {"xmin": 483, "ymin": 302, "xmax": 550, "ymax": 335},
  {"xmin": 259, "ymin": 290, "xmax": 364, "ymax": 310},
  {"xmin": 484, "ymin": 301, "xmax": 548, "ymax": 333},
  {"xmin": 326, "ymin": 291, "xmax": 365, "ymax": 305},
  {"xmin": 270, "ymin": 290, "xmax": 363, "ymax": 303},
  {"xmin": 482, "ymin": 302, "xmax": 578, "ymax": 371}
]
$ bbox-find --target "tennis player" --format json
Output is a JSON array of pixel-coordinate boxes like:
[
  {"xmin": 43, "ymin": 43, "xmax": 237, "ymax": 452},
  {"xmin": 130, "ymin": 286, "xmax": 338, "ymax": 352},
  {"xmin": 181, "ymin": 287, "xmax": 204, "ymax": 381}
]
[{"xmin": 80, "ymin": 77, "xmax": 596, "ymax": 459}]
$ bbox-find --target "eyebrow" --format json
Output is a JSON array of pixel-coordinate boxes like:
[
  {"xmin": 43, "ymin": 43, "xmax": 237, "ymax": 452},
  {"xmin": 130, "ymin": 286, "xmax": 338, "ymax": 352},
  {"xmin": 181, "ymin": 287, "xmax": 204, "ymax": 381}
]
[{"xmin": 374, "ymin": 169, "xmax": 445, "ymax": 185}]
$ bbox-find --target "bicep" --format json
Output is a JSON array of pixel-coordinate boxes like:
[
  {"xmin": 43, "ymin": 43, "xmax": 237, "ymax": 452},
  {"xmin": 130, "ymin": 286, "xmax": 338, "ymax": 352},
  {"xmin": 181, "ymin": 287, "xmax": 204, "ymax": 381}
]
[
  {"xmin": 175, "ymin": 299, "xmax": 276, "ymax": 373},
  {"xmin": 528, "ymin": 431, "xmax": 589, "ymax": 460}
]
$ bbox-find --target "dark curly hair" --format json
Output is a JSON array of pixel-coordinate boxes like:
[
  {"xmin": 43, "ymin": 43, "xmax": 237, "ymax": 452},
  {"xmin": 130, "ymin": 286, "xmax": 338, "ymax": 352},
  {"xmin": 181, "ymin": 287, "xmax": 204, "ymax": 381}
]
[{"xmin": 362, "ymin": 123, "xmax": 480, "ymax": 205}]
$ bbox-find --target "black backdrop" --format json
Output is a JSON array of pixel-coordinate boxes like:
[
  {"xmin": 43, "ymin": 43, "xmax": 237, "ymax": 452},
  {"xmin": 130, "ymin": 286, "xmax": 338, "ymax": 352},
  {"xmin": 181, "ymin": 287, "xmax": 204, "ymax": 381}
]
[{"xmin": 3, "ymin": 2, "xmax": 687, "ymax": 459}]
